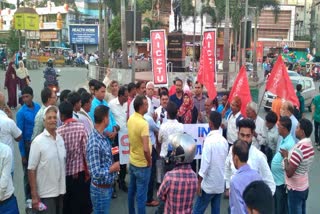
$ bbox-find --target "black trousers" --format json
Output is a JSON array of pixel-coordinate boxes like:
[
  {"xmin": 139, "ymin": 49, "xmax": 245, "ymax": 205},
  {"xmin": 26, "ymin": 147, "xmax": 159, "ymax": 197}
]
[
  {"xmin": 63, "ymin": 171, "xmax": 92, "ymax": 214},
  {"xmin": 147, "ymin": 146, "xmax": 158, "ymax": 202},
  {"xmin": 274, "ymin": 184, "xmax": 288, "ymax": 214},
  {"xmin": 22, "ymin": 141, "xmax": 31, "ymax": 200},
  {"xmin": 113, "ymin": 134, "xmax": 127, "ymax": 185}
]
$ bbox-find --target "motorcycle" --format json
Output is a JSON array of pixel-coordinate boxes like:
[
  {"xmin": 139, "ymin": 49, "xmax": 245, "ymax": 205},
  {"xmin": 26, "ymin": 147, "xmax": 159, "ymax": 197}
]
[
  {"xmin": 72, "ymin": 56, "xmax": 88, "ymax": 68},
  {"xmin": 44, "ymin": 69, "xmax": 61, "ymax": 97},
  {"xmin": 1, "ymin": 58, "xmax": 8, "ymax": 71}
]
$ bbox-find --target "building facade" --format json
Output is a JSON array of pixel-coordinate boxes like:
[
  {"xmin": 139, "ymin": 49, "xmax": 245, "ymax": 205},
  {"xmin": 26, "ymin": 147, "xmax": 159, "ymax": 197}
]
[{"xmin": 311, "ymin": 0, "xmax": 320, "ymax": 55}]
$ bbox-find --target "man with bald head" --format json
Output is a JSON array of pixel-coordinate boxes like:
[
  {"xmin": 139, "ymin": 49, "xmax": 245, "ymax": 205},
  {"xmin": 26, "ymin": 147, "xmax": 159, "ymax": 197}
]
[
  {"xmin": 226, "ymin": 96, "xmax": 243, "ymax": 146},
  {"xmin": 246, "ymin": 102, "xmax": 266, "ymax": 149},
  {"xmin": 280, "ymin": 101, "xmax": 298, "ymax": 142},
  {"xmin": 0, "ymin": 92, "xmax": 13, "ymax": 119}
]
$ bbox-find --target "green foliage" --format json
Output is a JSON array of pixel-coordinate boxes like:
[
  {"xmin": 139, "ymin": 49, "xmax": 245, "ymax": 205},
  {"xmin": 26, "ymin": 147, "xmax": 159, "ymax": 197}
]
[
  {"xmin": 137, "ymin": 0, "xmax": 152, "ymax": 13},
  {"xmin": 106, "ymin": 0, "xmax": 121, "ymax": 15},
  {"xmin": 249, "ymin": 0, "xmax": 280, "ymax": 21},
  {"xmin": 201, "ymin": 1, "xmax": 217, "ymax": 24},
  {"xmin": 181, "ymin": 0, "xmax": 195, "ymax": 18},
  {"xmin": 6, "ymin": 29, "xmax": 19, "ymax": 54},
  {"xmin": 108, "ymin": 15, "xmax": 121, "ymax": 52},
  {"xmin": 142, "ymin": 17, "xmax": 163, "ymax": 38}
]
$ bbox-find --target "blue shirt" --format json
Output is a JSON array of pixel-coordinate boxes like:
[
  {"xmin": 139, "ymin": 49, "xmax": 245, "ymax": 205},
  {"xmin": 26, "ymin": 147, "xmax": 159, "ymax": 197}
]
[
  {"xmin": 230, "ymin": 164, "xmax": 262, "ymax": 214},
  {"xmin": 16, "ymin": 102, "xmax": 41, "ymax": 157},
  {"xmin": 217, "ymin": 104, "xmax": 231, "ymax": 119},
  {"xmin": 169, "ymin": 94, "xmax": 183, "ymax": 109},
  {"xmin": 89, "ymin": 97, "xmax": 117, "ymax": 133},
  {"xmin": 271, "ymin": 134, "xmax": 295, "ymax": 186},
  {"xmin": 86, "ymin": 129, "xmax": 117, "ymax": 185},
  {"xmin": 144, "ymin": 114, "xmax": 159, "ymax": 146}
]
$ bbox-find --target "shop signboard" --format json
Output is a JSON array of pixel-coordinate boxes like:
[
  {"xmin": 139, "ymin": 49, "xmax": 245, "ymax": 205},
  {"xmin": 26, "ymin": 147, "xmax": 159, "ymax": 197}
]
[
  {"xmin": 69, "ymin": 25, "xmax": 99, "ymax": 44},
  {"xmin": 40, "ymin": 31, "xmax": 58, "ymax": 41}
]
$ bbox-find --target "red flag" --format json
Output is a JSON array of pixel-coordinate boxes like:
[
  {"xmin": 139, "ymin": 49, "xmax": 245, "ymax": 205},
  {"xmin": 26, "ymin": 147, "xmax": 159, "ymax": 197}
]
[
  {"xmin": 266, "ymin": 56, "xmax": 299, "ymax": 107},
  {"xmin": 228, "ymin": 66, "xmax": 252, "ymax": 116},
  {"xmin": 197, "ymin": 31, "xmax": 217, "ymax": 99}
]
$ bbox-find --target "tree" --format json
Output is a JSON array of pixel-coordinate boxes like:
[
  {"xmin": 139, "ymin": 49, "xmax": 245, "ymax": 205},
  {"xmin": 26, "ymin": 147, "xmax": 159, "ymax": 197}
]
[
  {"xmin": 6, "ymin": 29, "xmax": 20, "ymax": 54},
  {"xmin": 108, "ymin": 15, "xmax": 121, "ymax": 52},
  {"xmin": 249, "ymin": 0, "xmax": 279, "ymax": 79},
  {"xmin": 142, "ymin": 17, "xmax": 163, "ymax": 39},
  {"xmin": 137, "ymin": 0, "xmax": 152, "ymax": 13}
]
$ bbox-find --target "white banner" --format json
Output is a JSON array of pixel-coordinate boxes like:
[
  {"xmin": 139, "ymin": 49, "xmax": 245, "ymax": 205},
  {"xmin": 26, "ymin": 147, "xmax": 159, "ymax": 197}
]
[
  {"xmin": 118, "ymin": 124, "xmax": 212, "ymax": 164},
  {"xmin": 183, "ymin": 124, "xmax": 210, "ymax": 159},
  {"xmin": 118, "ymin": 129, "xmax": 129, "ymax": 165}
]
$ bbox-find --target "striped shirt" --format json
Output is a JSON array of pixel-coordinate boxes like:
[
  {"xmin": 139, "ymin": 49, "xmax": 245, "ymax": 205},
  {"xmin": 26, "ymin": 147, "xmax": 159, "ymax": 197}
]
[
  {"xmin": 286, "ymin": 138, "xmax": 314, "ymax": 191},
  {"xmin": 57, "ymin": 119, "xmax": 88, "ymax": 176}
]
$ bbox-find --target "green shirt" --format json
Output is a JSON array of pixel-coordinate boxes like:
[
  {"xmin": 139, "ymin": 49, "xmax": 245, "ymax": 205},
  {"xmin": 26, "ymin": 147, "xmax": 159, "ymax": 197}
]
[
  {"xmin": 312, "ymin": 95, "xmax": 320, "ymax": 122},
  {"xmin": 296, "ymin": 91, "xmax": 305, "ymax": 115}
]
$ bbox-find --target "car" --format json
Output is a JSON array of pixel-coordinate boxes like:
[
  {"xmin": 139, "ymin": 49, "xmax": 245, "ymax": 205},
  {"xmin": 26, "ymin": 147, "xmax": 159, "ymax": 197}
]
[
  {"xmin": 263, "ymin": 75, "xmax": 316, "ymax": 112},
  {"xmin": 287, "ymin": 70, "xmax": 301, "ymax": 77}
]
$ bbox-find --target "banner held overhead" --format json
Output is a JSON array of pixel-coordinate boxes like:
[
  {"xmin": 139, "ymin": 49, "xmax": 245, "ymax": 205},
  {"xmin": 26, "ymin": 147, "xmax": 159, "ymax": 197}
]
[{"xmin": 150, "ymin": 29, "xmax": 168, "ymax": 87}]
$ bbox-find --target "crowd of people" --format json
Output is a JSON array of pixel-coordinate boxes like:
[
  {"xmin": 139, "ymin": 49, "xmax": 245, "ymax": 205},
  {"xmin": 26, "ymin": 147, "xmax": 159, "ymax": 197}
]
[{"xmin": 0, "ymin": 69, "xmax": 318, "ymax": 214}]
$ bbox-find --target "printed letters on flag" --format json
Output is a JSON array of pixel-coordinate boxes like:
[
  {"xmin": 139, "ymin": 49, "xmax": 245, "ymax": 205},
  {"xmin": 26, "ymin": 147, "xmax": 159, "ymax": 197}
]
[
  {"xmin": 150, "ymin": 30, "xmax": 168, "ymax": 86},
  {"xmin": 228, "ymin": 65, "xmax": 252, "ymax": 116},
  {"xmin": 266, "ymin": 56, "xmax": 299, "ymax": 107},
  {"xmin": 197, "ymin": 30, "xmax": 217, "ymax": 99}
]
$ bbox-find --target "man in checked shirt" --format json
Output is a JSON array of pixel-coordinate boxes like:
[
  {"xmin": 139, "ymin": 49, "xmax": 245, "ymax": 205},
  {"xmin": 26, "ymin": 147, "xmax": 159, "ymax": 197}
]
[
  {"xmin": 57, "ymin": 101, "xmax": 91, "ymax": 214},
  {"xmin": 87, "ymin": 105, "xmax": 120, "ymax": 213},
  {"xmin": 157, "ymin": 133, "xmax": 198, "ymax": 214}
]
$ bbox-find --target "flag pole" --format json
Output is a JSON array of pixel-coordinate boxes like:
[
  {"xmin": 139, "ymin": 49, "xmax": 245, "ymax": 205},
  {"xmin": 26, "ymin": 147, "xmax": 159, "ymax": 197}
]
[{"xmin": 257, "ymin": 89, "xmax": 267, "ymax": 115}]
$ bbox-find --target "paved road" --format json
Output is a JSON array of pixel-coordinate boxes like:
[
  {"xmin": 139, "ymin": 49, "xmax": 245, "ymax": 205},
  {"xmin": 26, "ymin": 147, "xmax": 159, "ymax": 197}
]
[{"xmin": 0, "ymin": 66, "xmax": 319, "ymax": 213}]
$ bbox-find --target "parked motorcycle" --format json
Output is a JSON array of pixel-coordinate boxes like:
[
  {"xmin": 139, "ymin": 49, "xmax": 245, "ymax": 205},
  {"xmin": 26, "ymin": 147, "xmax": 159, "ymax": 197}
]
[{"xmin": 72, "ymin": 56, "xmax": 89, "ymax": 69}]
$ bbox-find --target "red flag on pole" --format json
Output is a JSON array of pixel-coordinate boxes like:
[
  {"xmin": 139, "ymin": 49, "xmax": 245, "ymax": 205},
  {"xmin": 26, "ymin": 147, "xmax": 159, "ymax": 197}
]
[
  {"xmin": 197, "ymin": 30, "xmax": 217, "ymax": 99},
  {"xmin": 266, "ymin": 56, "xmax": 299, "ymax": 107},
  {"xmin": 228, "ymin": 65, "xmax": 252, "ymax": 116}
]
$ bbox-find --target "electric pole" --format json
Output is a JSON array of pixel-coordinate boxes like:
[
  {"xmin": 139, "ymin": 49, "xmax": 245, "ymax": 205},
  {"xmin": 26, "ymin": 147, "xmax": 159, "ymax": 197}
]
[{"xmin": 222, "ymin": 0, "xmax": 230, "ymax": 89}]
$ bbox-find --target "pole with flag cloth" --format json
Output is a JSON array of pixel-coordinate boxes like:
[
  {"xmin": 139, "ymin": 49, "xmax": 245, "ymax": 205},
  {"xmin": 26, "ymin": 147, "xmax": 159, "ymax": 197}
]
[
  {"xmin": 264, "ymin": 56, "xmax": 299, "ymax": 108},
  {"xmin": 228, "ymin": 65, "xmax": 252, "ymax": 117},
  {"xmin": 197, "ymin": 30, "xmax": 217, "ymax": 99}
]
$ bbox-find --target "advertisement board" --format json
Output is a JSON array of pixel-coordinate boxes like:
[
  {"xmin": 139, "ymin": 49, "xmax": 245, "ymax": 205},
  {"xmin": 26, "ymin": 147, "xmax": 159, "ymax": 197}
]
[
  {"xmin": 69, "ymin": 25, "xmax": 99, "ymax": 44},
  {"xmin": 14, "ymin": 13, "xmax": 39, "ymax": 31}
]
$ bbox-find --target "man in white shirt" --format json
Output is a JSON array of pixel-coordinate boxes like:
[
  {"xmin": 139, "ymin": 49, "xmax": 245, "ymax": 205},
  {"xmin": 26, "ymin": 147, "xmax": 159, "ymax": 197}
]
[
  {"xmin": 28, "ymin": 106, "xmax": 66, "ymax": 213},
  {"xmin": 246, "ymin": 102, "xmax": 267, "ymax": 149},
  {"xmin": 0, "ymin": 142, "xmax": 19, "ymax": 213},
  {"xmin": 129, "ymin": 81, "xmax": 153, "ymax": 116},
  {"xmin": 109, "ymin": 86, "xmax": 129, "ymax": 192},
  {"xmin": 224, "ymin": 119, "xmax": 275, "ymax": 198},
  {"xmin": 155, "ymin": 91, "xmax": 169, "ymax": 124},
  {"xmin": 159, "ymin": 101, "xmax": 184, "ymax": 158},
  {"xmin": 226, "ymin": 96, "xmax": 243, "ymax": 146},
  {"xmin": 0, "ymin": 109, "xmax": 22, "ymax": 173},
  {"xmin": 146, "ymin": 81, "xmax": 160, "ymax": 110},
  {"xmin": 193, "ymin": 111, "xmax": 229, "ymax": 214}
]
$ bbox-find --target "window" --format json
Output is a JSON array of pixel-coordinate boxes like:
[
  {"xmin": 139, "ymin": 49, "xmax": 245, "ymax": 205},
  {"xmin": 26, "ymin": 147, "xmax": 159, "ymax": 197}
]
[{"xmin": 305, "ymin": 80, "xmax": 312, "ymax": 89}]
